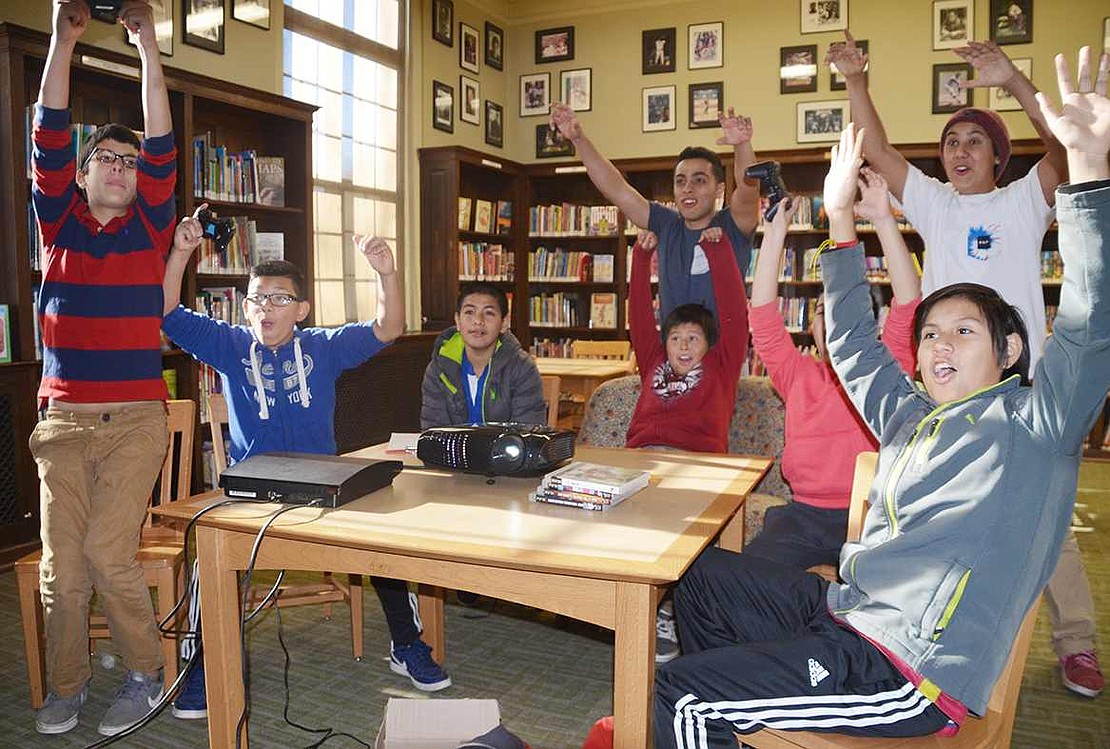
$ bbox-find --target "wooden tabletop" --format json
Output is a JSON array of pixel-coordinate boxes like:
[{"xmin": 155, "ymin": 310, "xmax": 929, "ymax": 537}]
[{"xmin": 534, "ymin": 357, "xmax": 635, "ymax": 378}]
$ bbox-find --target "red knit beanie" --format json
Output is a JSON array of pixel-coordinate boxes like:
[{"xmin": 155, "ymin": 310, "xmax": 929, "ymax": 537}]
[{"xmin": 940, "ymin": 107, "xmax": 1011, "ymax": 181}]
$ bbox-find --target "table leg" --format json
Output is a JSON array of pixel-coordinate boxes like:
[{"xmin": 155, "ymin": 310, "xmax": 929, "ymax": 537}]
[
  {"xmin": 418, "ymin": 584, "xmax": 446, "ymax": 664},
  {"xmin": 197, "ymin": 525, "xmax": 247, "ymax": 749},
  {"xmin": 613, "ymin": 581, "xmax": 656, "ymax": 749}
]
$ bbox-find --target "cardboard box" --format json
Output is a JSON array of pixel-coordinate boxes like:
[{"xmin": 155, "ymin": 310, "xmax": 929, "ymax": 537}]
[{"xmin": 376, "ymin": 698, "xmax": 501, "ymax": 749}]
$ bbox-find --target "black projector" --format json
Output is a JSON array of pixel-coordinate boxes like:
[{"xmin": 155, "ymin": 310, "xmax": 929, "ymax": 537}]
[
  {"xmin": 219, "ymin": 452, "xmax": 403, "ymax": 508},
  {"xmin": 417, "ymin": 423, "xmax": 575, "ymax": 476}
]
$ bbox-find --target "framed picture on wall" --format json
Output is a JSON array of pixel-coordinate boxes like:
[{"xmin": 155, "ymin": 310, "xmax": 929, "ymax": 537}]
[
  {"xmin": 688, "ymin": 22, "xmax": 723, "ymax": 69},
  {"xmin": 536, "ymin": 124, "xmax": 575, "ymax": 158},
  {"xmin": 520, "ymin": 72, "xmax": 551, "ymax": 117},
  {"xmin": 933, "ymin": 0, "xmax": 973, "ymax": 50},
  {"xmin": 432, "ymin": 0, "xmax": 453, "ymax": 47},
  {"xmin": 933, "ymin": 62, "xmax": 972, "ymax": 114},
  {"xmin": 486, "ymin": 22, "xmax": 504, "ymax": 70},
  {"xmin": 989, "ymin": 57, "xmax": 1031, "ymax": 110},
  {"xmin": 460, "ymin": 75, "xmax": 480, "ymax": 125},
  {"xmin": 460, "ymin": 23, "xmax": 480, "ymax": 73},
  {"xmin": 432, "ymin": 80, "xmax": 454, "ymax": 134},
  {"xmin": 829, "ymin": 38, "xmax": 867, "ymax": 91},
  {"xmin": 124, "ymin": 0, "xmax": 173, "ymax": 56},
  {"xmin": 990, "ymin": 0, "xmax": 1032, "ymax": 45},
  {"xmin": 780, "ymin": 45, "xmax": 818, "ymax": 94},
  {"xmin": 642, "ymin": 85, "xmax": 676, "ymax": 132},
  {"xmin": 801, "ymin": 0, "xmax": 848, "ymax": 34},
  {"xmin": 184, "ymin": 0, "xmax": 225, "ymax": 54},
  {"xmin": 535, "ymin": 26, "xmax": 574, "ymax": 64},
  {"xmin": 689, "ymin": 82, "xmax": 723, "ymax": 129},
  {"xmin": 561, "ymin": 68, "xmax": 592, "ymax": 112},
  {"xmin": 642, "ymin": 28, "xmax": 676, "ymax": 75},
  {"xmin": 797, "ymin": 100, "xmax": 850, "ymax": 143},
  {"xmin": 485, "ymin": 101, "xmax": 504, "ymax": 148},
  {"xmin": 232, "ymin": 0, "xmax": 268, "ymax": 30}
]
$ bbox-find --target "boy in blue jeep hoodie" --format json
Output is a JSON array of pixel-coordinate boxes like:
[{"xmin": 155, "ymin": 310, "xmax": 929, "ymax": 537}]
[
  {"xmin": 161, "ymin": 227, "xmax": 450, "ymax": 721},
  {"xmin": 653, "ymin": 47, "xmax": 1110, "ymax": 747}
]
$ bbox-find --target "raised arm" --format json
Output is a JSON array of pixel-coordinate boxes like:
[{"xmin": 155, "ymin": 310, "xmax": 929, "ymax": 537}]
[
  {"xmin": 164, "ymin": 205, "xmax": 206, "ymax": 314},
  {"xmin": 355, "ymin": 235, "xmax": 405, "ymax": 343},
  {"xmin": 121, "ymin": 0, "xmax": 171, "ymax": 138},
  {"xmin": 716, "ymin": 107, "xmax": 761, "ymax": 235},
  {"xmin": 550, "ymin": 103, "xmax": 651, "ymax": 229},
  {"xmin": 957, "ymin": 41, "xmax": 1066, "ymax": 203},
  {"xmin": 628, "ymin": 231, "xmax": 664, "ymax": 366},
  {"xmin": 854, "ymin": 168, "xmax": 920, "ymax": 305},
  {"xmin": 826, "ymin": 31, "xmax": 909, "ymax": 200},
  {"xmin": 749, "ymin": 198, "xmax": 798, "ymax": 307},
  {"xmin": 38, "ymin": 0, "xmax": 89, "ymax": 109}
]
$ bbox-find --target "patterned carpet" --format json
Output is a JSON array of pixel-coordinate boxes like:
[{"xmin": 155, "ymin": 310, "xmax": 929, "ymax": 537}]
[{"xmin": 1, "ymin": 459, "xmax": 1107, "ymax": 748}]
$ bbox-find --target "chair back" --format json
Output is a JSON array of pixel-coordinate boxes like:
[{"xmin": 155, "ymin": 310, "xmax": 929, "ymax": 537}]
[
  {"xmin": 148, "ymin": 399, "xmax": 196, "ymax": 527},
  {"xmin": 847, "ymin": 451, "xmax": 877, "ymax": 543},
  {"xmin": 571, "ymin": 339, "xmax": 631, "ymax": 361},
  {"xmin": 540, "ymin": 375, "xmax": 561, "ymax": 426},
  {"xmin": 207, "ymin": 391, "xmax": 230, "ymax": 477}
]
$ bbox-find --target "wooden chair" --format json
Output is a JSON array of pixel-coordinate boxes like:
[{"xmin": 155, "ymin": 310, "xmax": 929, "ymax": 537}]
[
  {"xmin": 571, "ymin": 339, "xmax": 632, "ymax": 362},
  {"xmin": 808, "ymin": 451, "xmax": 875, "ymax": 582},
  {"xmin": 16, "ymin": 400, "xmax": 195, "ymax": 708},
  {"xmin": 541, "ymin": 375, "xmax": 561, "ymax": 426},
  {"xmin": 742, "ymin": 451, "xmax": 1041, "ymax": 749},
  {"xmin": 206, "ymin": 392, "xmax": 365, "ymax": 660}
]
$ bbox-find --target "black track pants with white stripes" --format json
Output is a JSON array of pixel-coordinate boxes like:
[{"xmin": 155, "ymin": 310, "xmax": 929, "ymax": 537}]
[{"xmin": 653, "ymin": 549, "xmax": 949, "ymax": 749}]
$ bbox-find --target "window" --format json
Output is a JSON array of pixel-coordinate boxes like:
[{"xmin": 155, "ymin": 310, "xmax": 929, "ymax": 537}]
[{"xmin": 284, "ymin": 1, "xmax": 403, "ymax": 325}]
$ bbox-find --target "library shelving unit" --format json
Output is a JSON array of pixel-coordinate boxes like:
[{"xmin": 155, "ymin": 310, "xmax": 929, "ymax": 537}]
[{"xmin": 0, "ymin": 23, "xmax": 315, "ymax": 563}]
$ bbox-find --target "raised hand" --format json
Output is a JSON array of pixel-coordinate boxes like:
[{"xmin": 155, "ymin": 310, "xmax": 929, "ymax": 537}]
[
  {"xmin": 715, "ymin": 107, "xmax": 753, "ymax": 146},
  {"xmin": 823, "ymin": 125, "xmax": 866, "ymax": 216},
  {"xmin": 854, "ymin": 168, "xmax": 894, "ymax": 224},
  {"xmin": 171, "ymin": 203, "xmax": 207, "ymax": 259},
  {"xmin": 636, "ymin": 230, "xmax": 658, "ymax": 255},
  {"xmin": 764, "ymin": 197, "xmax": 799, "ymax": 242},
  {"xmin": 955, "ymin": 41, "xmax": 1019, "ymax": 89},
  {"xmin": 825, "ymin": 30, "xmax": 867, "ymax": 79},
  {"xmin": 120, "ymin": 0, "xmax": 159, "ymax": 51},
  {"xmin": 355, "ymin": 235, "xmax": 396, "ymax": 275},
  {"xmin": 52, "ymin": 0, "xmax": 90, "ymax": 44},
  {"xmin": 1036, "ymin": 47, "xmax": 1110, "ymax": 180},
  {"xmin": 698, "ymin": 227, "xmax": 724, "ymax": 244},
  {"xmin": 549, "ymin": 102, "xmax": 582, "ymax": 142}
]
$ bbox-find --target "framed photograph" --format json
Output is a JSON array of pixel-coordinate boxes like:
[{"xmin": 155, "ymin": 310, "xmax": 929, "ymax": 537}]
[
  {"xmin": 989, "ymin": 57, "xmax": 1031, "ymax": 111},
  {"xmin": 933, "ymin": 0, "xmax": 973, "ymax": 50},
  {"xmin": 990, "ymin": 0, "xmax": 1032, "ymax": 45},
  {"xmin": 485, "ymin": 101, "xmax": 504, "ymax": 148},
  {"xmin": 535, "ymin": 26, "xmax": 574, "ymax": 64},
  {"xmin": 801, "ymin": 0, "xmax": 848, "ymax": 34},
  {"xmin": 797, "ymin": 100, "xmax": 851, "ymax": 143},
  {"xmin": 688, "ymin": 22, "xmax": 723, "ymax": 69},
  {"xmin": 780, "ymin": 45, "xmax": 819, "ymax": 95},
  {"xmin": 460, "ymin": 23, "xmax": 479, "ymax": 73},
  {"xmin": 432, "ymin": 80, "xmax": 454, "ymax": 134},
  {"xmin": 642, "ymin": 28, "xmax": 676, "ymax": 75},
  {"xmin": 231, "ymin": 0, "xmax": 268, "ymax": 30},
  {"xmin": 561, "ymin": 68, "xmax": 592, "ymax": 112},
  {"xmin": 689, "ymin": 82, "xmax": 723, "ymax": 129},
  {"xmin": 536, "ymin": 124, "xmax": 575, "ymax": 159},
  {"xmin": 485, "ymin": 22, "xmax": 504, "ymax": 70},
  {"xmin": 183, "ymin": 0, "xmax": 225, "ymax": 53},
  {"xmin": 829, "ymin": 38, "xmax": 867, "ymax": 91},
  {"xmin": 0, "ymin": 304, "xmax": 10, "ymax": 364},
  {"xmin": 124, "ymin": 0, "xmax": 173, "ymax": 56},
  {"xmin": 933, "ymin": 63, "xmax": 972, "ymax": 114},
  {"xmin": 431, "ymin": 0, "xmax": 452, "ymax": 47},
  {"xmin": 519, "ymin": 72, "xmax": 551, "ymax": 117},
  {"xmin": 1105, "ymin": 17, "xmax": 1110, "ymax": 55},
  {"xmin": 459, "ymin": 75, "xmax": 480, "ymax": 125},
  {"xmin": 642, "ymin": 85, "xmax": 676, "ymax": 132}
]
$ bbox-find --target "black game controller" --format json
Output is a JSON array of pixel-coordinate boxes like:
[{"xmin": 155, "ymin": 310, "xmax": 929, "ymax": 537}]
[
  {"xmin": 89, "ymin": 1, "xmax": 124, "ymax": 24},
  {"xmin": 744, "ymin": 161, "xmax": 791, "ymax": 223},
  {"xmin": 196, "ymin": 209, "xmax": 236, "ymax": 254}
]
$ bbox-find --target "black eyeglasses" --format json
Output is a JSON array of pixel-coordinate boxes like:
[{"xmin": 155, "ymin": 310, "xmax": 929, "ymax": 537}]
[
  {"xmin": 84, "ymin": 147, "xmax": 138, "ymax": 170},
  {"xmin": 245, "ymin": 293, "xmax": 303, "ymax": 307}
]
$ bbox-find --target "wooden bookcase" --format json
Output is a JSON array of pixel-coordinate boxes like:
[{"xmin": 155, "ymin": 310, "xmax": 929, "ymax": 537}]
[{"xmin": 0, "ymin": 23, "xmax": 316, "ymax": 564}]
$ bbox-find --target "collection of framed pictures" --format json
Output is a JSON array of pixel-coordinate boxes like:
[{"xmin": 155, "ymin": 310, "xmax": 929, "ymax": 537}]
[
  {"xmin": 122, "ymin": 0, "xmax": 270, "ymax": 58},
  {"xmin": 430, "ymin": 0, "xmax": 505, "ymax": 148}
]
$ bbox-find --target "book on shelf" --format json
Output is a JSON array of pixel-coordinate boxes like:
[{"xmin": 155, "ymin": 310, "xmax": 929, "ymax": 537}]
[
  {"xmin": 529, "ymin": 204, "xmax": 619, "ymax": 236},
  {"xmin": 196, "ymin": 216, "xmax": 261, "ymax": 273},
  {"xmin": 590, "ymin": 292, "xmax": 617, "ymax": 330},
  {"xmin": 458, "ymin": 197, "xmax": 473, "ymax": 231},
  {"xmin": 496, "ymin": 200, "xmax": 513, "ymax": 233},
  {"xmin": 255, "ymin": 232, "xmax": 285, "ymax": 262},
  {"xmin": 529, "ymin": 291, "xmax": 580, "ymax": 327},
  {"xmin": 459, "ymin": 241, "xmax": 514, "ymax": 281},
  {"xmin": 196, "ymin": 286, "xmax": 245, "ymax": 325},
  {"xmin": 254, "ymin": 155, "xmax": 285, "ymax": 207},
  {"xmin": 593, "ymin": 254, "xmax": 615, "ymax": 283},
  {"xmin": 474, "ymin": 199, "xmax": 494, "ymax": 233},
  {"xmin": 161, "ymin": 368, "xmax": 177, "ymax": 399}
]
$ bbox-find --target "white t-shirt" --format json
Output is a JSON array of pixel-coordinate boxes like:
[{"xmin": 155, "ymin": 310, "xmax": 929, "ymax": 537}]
[{"xmin": 903, "ymin": 164, "xmax": 1054, "ymax": 367}]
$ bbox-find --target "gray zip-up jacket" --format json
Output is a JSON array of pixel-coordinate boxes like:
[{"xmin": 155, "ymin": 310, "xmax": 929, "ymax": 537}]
[
  {"xmin": 820, "ymin": 180, "xmax": 1110, "ymax": 717},
  {"xmin": 420, "ymin": 328, "xmax": 546, "ymax": 429}
]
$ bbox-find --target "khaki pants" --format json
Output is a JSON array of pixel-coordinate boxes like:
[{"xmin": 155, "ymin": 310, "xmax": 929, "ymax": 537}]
[
  {"xmin": 1046, "ymin": 529, "xmax": 1098, "ymax": 658},
  {"xmin": 30, "ymin": 403, "xmax": 169, "ymax": 697}
]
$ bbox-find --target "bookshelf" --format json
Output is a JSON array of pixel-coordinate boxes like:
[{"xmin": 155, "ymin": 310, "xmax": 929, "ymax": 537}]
[{"xmin": 0, "ymin": 23, "xmax": 316, "ymax": 561}]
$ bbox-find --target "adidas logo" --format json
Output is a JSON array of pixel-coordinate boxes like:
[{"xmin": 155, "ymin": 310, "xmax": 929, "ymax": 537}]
[{"xmin": 808, "ymin": 658, "xmax": 830, "ymax": 687}]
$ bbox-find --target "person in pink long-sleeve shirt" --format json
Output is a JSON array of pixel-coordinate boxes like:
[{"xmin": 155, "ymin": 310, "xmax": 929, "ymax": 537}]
[{"xmin": 744, "ymin": 170, "xmax": 921, "ymax": 568}]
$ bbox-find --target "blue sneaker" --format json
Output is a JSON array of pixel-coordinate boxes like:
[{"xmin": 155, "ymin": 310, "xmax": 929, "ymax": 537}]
[
  {"xmin": 172, "ymin": 656, "xmax": 207, "ymax": 720},
  {"xmin": 389, "ymin": 640, "xmax": 451, "ymax": 692}
]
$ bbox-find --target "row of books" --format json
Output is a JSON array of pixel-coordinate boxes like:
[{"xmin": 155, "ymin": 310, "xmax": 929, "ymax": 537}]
[
  {"xmin": 458, "ymin": 242, "xmax": 514, "ymax": 281},
  {"xmin": 192, "ymin": 132, "xmax": 285, "ymax": 206},
  {"xmin": 755, "ymin": 194, "xmax": 914, "ymax": 233},
  {"xmin": 195, "ymin": 286, "xmax": 245, "ymax": 325},
  {"xmin": 529, "ymin": 336, "xmax": 576, "ymax": 358},
  {"xmin": 529, "ymin": 204, "xmax": 619, "ymax": 237},
  {"xmin": 1041, "ymin": 250, "xmax": 1063, "ymax": 281},
  {"xmin": 23, "ymin": 110, "xmax": 104, "ymax": 178},
  {"xmin": 195, "ymin": 218, "xmax": 284, "ymax": 274},
  {"xmin": 529, "ymin": 461, "xmax": 651, "ymax": 511},
  {"xmin": 529, "ymin": 292, "xmax": 581, "ymax": 328},
  {"xmin": 529, "ymin": 249, "xmax": 615, "ymax": 283},
  {"xmin": 624, "ymin": 245, "xmax": 660, "ymax": 283},
  {"xmin": 458, "ymin": 197, "xmax": 512, "ymax": 234}
]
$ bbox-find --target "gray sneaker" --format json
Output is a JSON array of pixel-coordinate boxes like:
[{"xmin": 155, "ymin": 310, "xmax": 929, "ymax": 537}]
[
  {"xmin": 656, "ymin": 599, "xmax": 680, "ymax": 664},
  {"xmin": 35, "ymin": 682, "xmax": 89, "ymax": 734},
  {"xmin": 97, "ymin": 670, "xmax": 163, "ymax": 736}
]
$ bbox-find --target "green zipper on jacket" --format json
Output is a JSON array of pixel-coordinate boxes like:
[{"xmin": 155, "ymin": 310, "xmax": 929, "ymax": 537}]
[{"xmin": 932, "ymin": 568, "xmax": 972, "ymax": 641}]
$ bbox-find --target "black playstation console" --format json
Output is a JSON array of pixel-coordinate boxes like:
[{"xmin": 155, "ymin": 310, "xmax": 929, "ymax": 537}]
[{"xmin": 219, "ymin": 452, "xmax": 403, "ymax": 508}]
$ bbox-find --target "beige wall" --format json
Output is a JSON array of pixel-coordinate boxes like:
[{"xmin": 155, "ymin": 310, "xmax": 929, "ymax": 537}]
[{"xmin": 1, "ymin": 0, "xmax": 284, "ymax": 94}]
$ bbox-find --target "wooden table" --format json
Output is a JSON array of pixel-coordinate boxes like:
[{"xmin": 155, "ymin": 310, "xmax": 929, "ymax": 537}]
[
  {"xmin": 534, "ymin": 358, "xmax": 636, "ymax": 429},
  {"xmin": 156, "ymin": 445, "xmax": 770, "ymax": 748}
]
